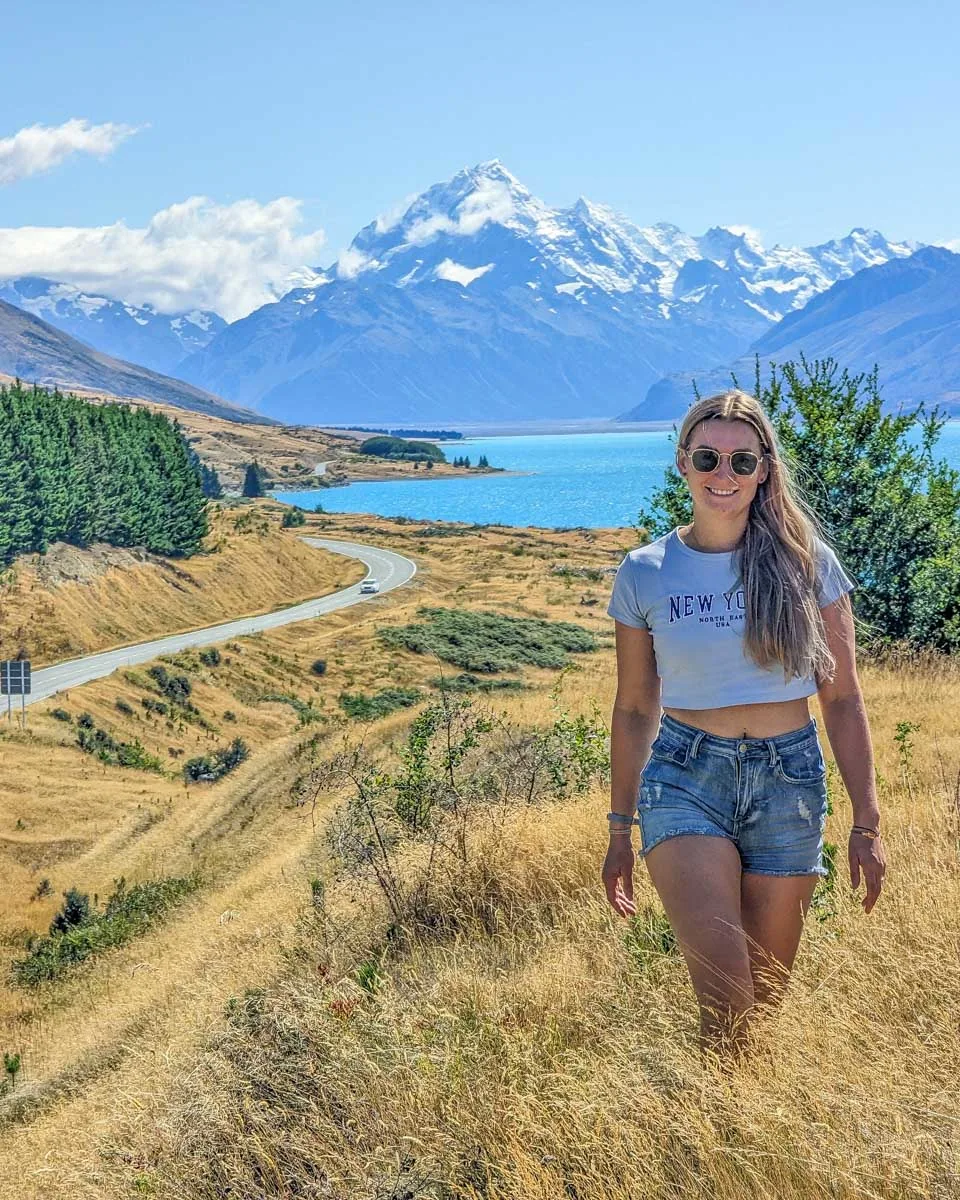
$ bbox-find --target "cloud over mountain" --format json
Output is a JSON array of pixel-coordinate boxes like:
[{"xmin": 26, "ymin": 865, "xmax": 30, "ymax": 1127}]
[{"xmin": 0, "ymin": 195, "xmax": 328, "ymax": 321}]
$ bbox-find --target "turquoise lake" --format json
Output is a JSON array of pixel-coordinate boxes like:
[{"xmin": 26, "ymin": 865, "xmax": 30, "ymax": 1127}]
[{"xmin": 272, "ymin": 421, "xmax": 960, "ymax": 530}]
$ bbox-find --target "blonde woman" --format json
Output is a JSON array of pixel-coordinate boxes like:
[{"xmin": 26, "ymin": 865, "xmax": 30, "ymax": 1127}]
[{"xmin": 603, "ymin": 389, "xmax": 886, "ymax": 1057}]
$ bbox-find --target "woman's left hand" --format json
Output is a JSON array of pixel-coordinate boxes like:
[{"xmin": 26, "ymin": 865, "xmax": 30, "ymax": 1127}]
[{"xmin": 849, "ymin": 830, "xmax": 886, "ymax": 914}]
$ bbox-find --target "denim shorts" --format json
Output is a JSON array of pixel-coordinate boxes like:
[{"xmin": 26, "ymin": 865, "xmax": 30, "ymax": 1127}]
[{"xmin": 636, "ymin": 713, "xmax": 830, "ymax": 876}]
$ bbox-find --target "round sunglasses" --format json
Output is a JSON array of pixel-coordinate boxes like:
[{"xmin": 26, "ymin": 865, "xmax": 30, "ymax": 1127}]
[{"xmin": 683, "ymin": 447, "xmax": 765, "ymax": 476}]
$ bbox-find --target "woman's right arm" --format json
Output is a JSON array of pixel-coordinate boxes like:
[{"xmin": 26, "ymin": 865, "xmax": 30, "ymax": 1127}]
[{"xmin": 610, "ymin": 619, "xmax": 662, "ymax": 823}]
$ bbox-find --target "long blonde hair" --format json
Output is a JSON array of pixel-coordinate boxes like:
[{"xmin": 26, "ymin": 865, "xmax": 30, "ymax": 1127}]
[{"xmin": 677, "ymin": 389, "xmax": 838, "ymax": 684}]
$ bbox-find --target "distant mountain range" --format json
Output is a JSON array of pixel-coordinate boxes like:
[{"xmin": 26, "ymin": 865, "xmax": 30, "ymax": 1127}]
[
  {"xmin": 624, "ymin": 245, "xmax": 960, "ymax": 419},
  {"xmin": 175, "ymin": 161, "xmax": 921, "ymax": 423},
  {"xmin": 0, "ymin": 300, "xmax": 272, "ymax": 424},
  {"xmin": 0, "ymin": 160, "xmax": 956, "ymax": 424},
  {"xmin": 0, "ymin": 277, "xmax": 225, "ymax": 376}
]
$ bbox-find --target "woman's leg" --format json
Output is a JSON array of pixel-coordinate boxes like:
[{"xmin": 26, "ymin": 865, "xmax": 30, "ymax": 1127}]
[
  {"xmin": 643, "ymin": 834, "xmax": 754, "ymax": 1057},
  {"xmin": 739, "ymin": 872, "xmax": 819, "ymax": 1009}
]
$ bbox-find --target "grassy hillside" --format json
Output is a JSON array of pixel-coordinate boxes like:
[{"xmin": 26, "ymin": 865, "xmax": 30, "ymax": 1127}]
[
  {"xmin": 0, "ymin": 508, "xmax": 955, "ymax": 1199},
  {"xmin": 0, "ymin": 500, "xmax": 365, "ymax": 665},
  {"xmin": 0, "ymin": 371, "xmax": 497, "ymax": 493}
]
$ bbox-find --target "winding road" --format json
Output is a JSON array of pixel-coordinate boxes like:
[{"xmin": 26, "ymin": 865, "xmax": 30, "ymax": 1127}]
[{"xmin": 23, "ymin": 537, "xmax": 418, "ymax": 709}]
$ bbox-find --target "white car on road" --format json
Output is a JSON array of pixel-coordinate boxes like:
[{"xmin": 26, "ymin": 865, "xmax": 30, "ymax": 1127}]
[{"xmin": 359, "ymin": 579, "xmax": 380, "ymax": 594}]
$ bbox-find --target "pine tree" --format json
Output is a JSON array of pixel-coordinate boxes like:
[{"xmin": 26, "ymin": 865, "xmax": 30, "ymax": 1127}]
[{"xmin": 242, "ymin": 461, "xmax": 267, "ymax": 498}]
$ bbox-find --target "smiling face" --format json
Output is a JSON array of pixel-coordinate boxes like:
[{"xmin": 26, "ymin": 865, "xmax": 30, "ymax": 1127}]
[{"xmin": 677, "ymin": 417, "xmax": 769, "ymax": 517}]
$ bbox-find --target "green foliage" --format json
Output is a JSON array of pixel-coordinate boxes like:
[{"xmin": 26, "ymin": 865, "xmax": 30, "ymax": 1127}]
[
  {"xmin": 141, "ymin": 697, "xmax": 169, "ymax": 717},
  {"xmin": 49, "ymin": 887, "xmax": 93, "ymax": 935},
  {"xmin": 378, "ymin": 607, "xmax": 597, "ymax": 672},
  {"xmin": 12, "ymin": 873, "xmax": 203, "ymax": 986},
  {"xmin": 258, "ymin": 692, "xmax": 326, "ymax": 727},
  {"xmin": 115, "ymin": 698, "xmax": 134, "ymax": 716},
  {"xmin": 75, "ymin": 720, "xmax": 165, "ymax": 773},
  {"xmin": 636, "ymin": 354, "xmax": 960, "ymax": 651},
  {"xmin": 148, "ymin": 665, "xmax": 192, "ymax": 705},
  {"xmin": 0, "ymin": 380, "xmax": 208, "ymax": 565},
  {"xmin": 310, "ymin": 658, "xmax": 327, "ymax": 676},
  {"xmin": 183, "ymin": 737, "xmax": 249, "ymax": 783},
  {"xmin": 358, "ymin": 435, "xmax": 446, "ymax": 463},
  {"xmin": 241, "ymin": 461, "xmax": 268, "ymax": 498},
  {"xmin": 281, "ymin": 506, "xmax": 307, "ymax": 527},
  {"xmin": 431, "ymin": 672, "xmax": 526, "ymax": 694},
  {"xmin": 198, "ymin": 647, "xmax": 221, "ymax": 667},
  {"xmin": 49, "ymin": 707, "xmax": 72, "ymax": 723},
  {"xmin": 338, "ymin": 687, "xmax": 422, "ymax": 721}
]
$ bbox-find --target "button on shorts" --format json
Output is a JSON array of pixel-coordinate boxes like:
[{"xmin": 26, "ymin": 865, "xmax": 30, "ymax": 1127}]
[{"xmin": 637, "ymin": 712, "xmax": 830, "ymax": 876}]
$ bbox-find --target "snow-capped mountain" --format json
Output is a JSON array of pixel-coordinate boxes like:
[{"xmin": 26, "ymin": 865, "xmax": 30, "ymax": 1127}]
[
  {"xmin": 622, "ymin": 245, "xmax": 960, "ymax": 419},
  {"xmin": 0, "ymin": 277, "xmax": 226, "ymax": 376},
  {"xmin": 177, "ymin": 160, "xmax": 920, "ymax": 423}
]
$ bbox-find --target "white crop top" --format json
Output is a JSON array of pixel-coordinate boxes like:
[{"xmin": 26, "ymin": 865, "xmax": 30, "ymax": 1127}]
[{"xmin": 606, "ymin": 527, "xmax": 857, "ymax": 709}]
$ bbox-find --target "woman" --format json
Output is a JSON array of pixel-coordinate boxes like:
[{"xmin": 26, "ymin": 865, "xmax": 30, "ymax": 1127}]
[{"xmin": 602, "ymin": 389, "xmax": 886, "ymax": 1058}]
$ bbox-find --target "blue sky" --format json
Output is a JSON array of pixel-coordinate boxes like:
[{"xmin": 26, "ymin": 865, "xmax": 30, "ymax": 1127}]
[{"xmin": 1, "ymin": 0, "xmax": 958, "ymax": 316}]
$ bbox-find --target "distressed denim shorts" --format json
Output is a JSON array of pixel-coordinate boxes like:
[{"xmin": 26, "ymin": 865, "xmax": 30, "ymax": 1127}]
[{"xmin": 637, "ymin": 713, "xmax": 830, "ymax": 876}]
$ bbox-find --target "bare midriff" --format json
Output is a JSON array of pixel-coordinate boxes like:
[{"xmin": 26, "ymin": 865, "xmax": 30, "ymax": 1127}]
[{"xmin": 662, "ymin": 696, "xmax": 813, "ymax": 740}]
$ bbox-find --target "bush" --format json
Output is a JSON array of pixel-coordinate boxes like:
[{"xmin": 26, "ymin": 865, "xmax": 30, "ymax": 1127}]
[
  {"xmin": 49, "ymin": 708, "xmax": 72, "ymax": 723},
  {"xmin": 378, "ymin": 607, "xmax": 597, "ymax": 672},
  {"xmin": 77, "ymin": 712, "xmax": 95, "ymax": 730},
  {"xmin": 76, "ymin": 721, "xmax": 165, "ymax": 773},
  {"xmin": 49, "ymin": 887, "xmax": 93, "ymax": 935},
  {"xmin": 281, "ymin": 507, "xmax": 307, "ymax": 527},
  {"xmin": 115, "ymin": 698, "xmax": 134, "ymax": 716},
  {"xmin": 431, "ymin": 672, "xmax": 526, "ymax": 694},
  {"xmin": 310, "ymin": 659, "xmax": 327, "ymax": 676},
  {"xmin": 141, "ymin": 697, "xmax": 169, "ymax": 717},
  {"xmin": 148, "ymin": 665, "xmax": 192, "ymax": 705},
  {"xmin": 338, "ymin": 688, "xmax": 422, "ymax": 721},
  {"xmin": 199, "ymin": 647, "xmax": 221, "ymax": 668},
  {"xmin": 222, "ymin": 710, "xmax": 237, "ymax": 722},
  {"xmin": 183, "ymin": 738, "xmax": 249, "ymax": 784},
  {"xmin": 637, "ymin": 354, "xmax": 960, "ymax": 652},
  {"xmin": 12, "ymin": 873, "xmax": 203, "ymax": 986}
]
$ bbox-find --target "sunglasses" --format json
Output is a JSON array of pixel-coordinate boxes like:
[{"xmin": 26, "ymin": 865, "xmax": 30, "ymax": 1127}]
[{"xmin": 683, "ymin": 447, "xmax": 765, "ymax": 477}]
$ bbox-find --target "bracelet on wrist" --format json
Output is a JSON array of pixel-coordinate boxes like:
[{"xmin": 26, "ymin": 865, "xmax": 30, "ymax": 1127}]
[
  {"xmin": 851, "ymin": 824, "xmax": 881, "ymax": 839},
  {"xmin": 607, "ymin": 812, "xmax": 641, "ymax": 827}
]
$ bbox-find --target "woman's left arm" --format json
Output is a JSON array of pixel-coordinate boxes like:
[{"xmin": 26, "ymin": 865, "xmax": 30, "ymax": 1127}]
[{"xmin": 816, "ymin": 593, "xmax": 887, "ymax": 914}]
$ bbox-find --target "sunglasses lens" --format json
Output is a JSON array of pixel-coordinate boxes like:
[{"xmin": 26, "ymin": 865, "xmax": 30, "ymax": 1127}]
[
  {"xmin": 732, "ymin": 453, "xmax": 760, "ymax": 475},
  {"xmin": 690, "ymin": 449, "xmax": 719, "ymax": 472}
]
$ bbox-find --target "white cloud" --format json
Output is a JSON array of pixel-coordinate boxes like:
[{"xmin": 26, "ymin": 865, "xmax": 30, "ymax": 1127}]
[
  {"xmin": 405, "ymin": 179, "xmax": 516, "ymax": 247},
  {"xmin": 336, "ymin": 246, "xmax": 378, "ymax": 279},
  {"xmin": 374, "ymin": 192, "xmax": 419, "ymax": 234},
  {"xmin": 0, "ymin": 195, "xmax": 328, "ymax": 321},
  {"xmin": 0, "ymin": 118, "xmax": 139, "ymax": 186}
]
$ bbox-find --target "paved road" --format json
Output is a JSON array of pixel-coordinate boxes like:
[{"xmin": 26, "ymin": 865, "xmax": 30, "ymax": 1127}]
[{"xmin": 22, "ymin": 537, "xmax": 418, "ymax": 709}]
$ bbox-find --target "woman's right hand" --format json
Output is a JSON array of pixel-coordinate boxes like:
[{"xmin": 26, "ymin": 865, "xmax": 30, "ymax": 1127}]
[{"xmin": 602, "ymin": 836, "xmax": 637, "ymax": 918}]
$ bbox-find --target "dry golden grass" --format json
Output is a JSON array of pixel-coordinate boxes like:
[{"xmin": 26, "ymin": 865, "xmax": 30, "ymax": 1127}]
[
  {"xmin": 0, "ymin": 507, "xmax": 955, "ymax": 1199},
  {"xmin": 0, "ymin": 500, "xmax": 365, "ymax": 665}
]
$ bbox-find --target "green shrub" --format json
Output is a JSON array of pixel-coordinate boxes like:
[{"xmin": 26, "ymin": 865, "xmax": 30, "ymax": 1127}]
[
  {"xmin": 338, "ymin": 687, "xmax": 422, "ymax": 721},
  {"xmin": 222, "ymin": 710, "xmax": 237, "ymax": 722},
  {"xmin": 141, "ymin": 697, "xmax": 169, "ymax": 717},
  {"xmin": 148, "ymin": 665, "xmax": 192, "ymax": 705},
  {"xmin": 49, "ymin": 887, "xmax": 93, "ymax": 935},
  {"xmin": 77, "ymin": 712, "xmax": 95, "ymax": 730},
  {"xmin": 378, "ymin": 607, "xmax": 596, "ymax": 672},
  {"xmin": 281, "ymin": 507, "xmax": 307, "ymax": 527},
  {"xmin": 115, "ymin": 698, "xmax": 134, "ymax": 716},
  {"xmin": 431, "ymin": 672, "xmax": 526, "ymax": 693},
  {"xmin": 199, "ymin": 647, "xmax": 221, "ymax": 668},
  {"xmin": 183, "ymin": 738, "xmax": 249, "ymax": 784},
  {"xmin": 12, "ymin": 873, "xmax": 203, "ymax": 986},
  {"xmin": 49, "ymin": 708, "xmax": 72, "ymax": 723},
  {"xmin": 310, "ymin": 659, "xmax": 327, "ymax": 676},
  {"xmin": 76, "ymin": 722, "xmax": 165, "ymax": 774}
]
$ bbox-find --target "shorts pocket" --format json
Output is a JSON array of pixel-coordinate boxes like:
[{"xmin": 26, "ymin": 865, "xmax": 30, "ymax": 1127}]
[{"xmin": 775, "ymin": 740, "xmax": 827, "ymax": 785}]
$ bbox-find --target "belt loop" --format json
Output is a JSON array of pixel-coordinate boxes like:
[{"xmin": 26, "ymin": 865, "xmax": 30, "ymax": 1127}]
[
  {"xmin": 690, "ymin": 730, "xmax": 706, "ymax": 760},
  {"xmin": 766, "ymin": 738, "xmax": 777, "ymax": 769}
]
